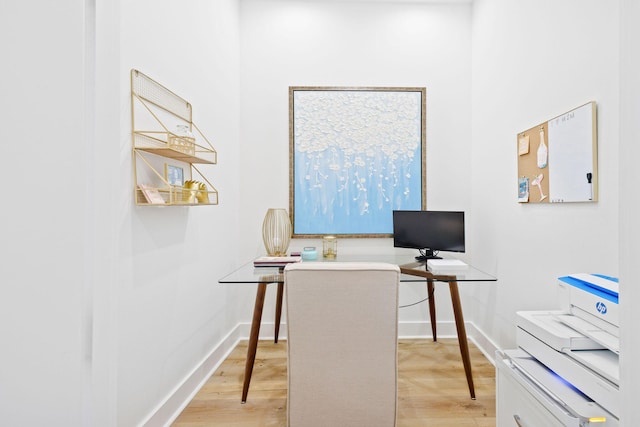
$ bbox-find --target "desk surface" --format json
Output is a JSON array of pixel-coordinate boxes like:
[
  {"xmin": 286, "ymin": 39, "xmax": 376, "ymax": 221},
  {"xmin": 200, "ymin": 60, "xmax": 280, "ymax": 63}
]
[
  {"xmin": 219, "ymin": 254, "xmax": 496, "ymax": 284},
  {"xmin": 223, "ymin": 253, "xmax": 496, "ymax": 403}
]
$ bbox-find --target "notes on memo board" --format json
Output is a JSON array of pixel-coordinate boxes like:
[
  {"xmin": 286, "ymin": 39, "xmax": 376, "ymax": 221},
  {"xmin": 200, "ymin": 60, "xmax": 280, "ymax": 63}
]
[{"xmin": 517, "ymin": 102, "xmax": 597, "ymax": 203}]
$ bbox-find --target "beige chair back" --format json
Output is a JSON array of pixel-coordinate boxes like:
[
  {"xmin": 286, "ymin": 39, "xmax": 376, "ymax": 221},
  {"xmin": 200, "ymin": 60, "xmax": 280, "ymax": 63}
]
[{"xmin": 284, "ymin": 262, "xmax": 400, "ymax": 427}]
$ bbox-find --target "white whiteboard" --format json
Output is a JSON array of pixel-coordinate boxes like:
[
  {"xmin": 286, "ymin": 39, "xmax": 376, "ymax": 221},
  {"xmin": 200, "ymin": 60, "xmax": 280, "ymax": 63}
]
[
  {"xmin": 547, "ymin": 102, "xmax": 597, "ymax": 202},
  {"xmin": 548, "ymin": 102, "xmax": 597, "ymax": 203}
]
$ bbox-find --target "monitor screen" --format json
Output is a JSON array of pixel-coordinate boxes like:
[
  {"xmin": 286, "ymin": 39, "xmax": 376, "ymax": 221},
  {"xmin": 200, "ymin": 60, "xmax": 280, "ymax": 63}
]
[{"xmin": 392, "ymin": 210, "xmax": 465, "ymax": 259}]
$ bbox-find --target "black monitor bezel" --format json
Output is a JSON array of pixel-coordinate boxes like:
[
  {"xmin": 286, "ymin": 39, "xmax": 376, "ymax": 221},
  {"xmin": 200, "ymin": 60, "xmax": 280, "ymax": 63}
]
[{"xmin": 392, "ymin": 210, "xmax": 465, "ymax": 259}]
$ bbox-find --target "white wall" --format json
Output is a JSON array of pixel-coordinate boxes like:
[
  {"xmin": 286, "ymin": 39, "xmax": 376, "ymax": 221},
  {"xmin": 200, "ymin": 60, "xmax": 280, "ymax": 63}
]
[
  {"xmin": 92, "ymin": 1, "xmax": 121, "ymax": 424},
  {"xmin": 239, "ymin": 0, "xmax": 474, "ymax": 330},
  {"xmin": 116, "ymin": 1, "xmax": 244, "ymax": 425},
  {"xmin": 0, "ymin": 1, "xmax": 90, "ymax": 425},
  {"xmin": 2, "ymin": 0, "xmax": 244, "ymax": 425},
  {"xmin": 469, "ymin": 0, "xmax": 620, "ymax": 349},
  {"xmin": 619, "ymin": 0, "xmax": 640, "ymax": 423}
]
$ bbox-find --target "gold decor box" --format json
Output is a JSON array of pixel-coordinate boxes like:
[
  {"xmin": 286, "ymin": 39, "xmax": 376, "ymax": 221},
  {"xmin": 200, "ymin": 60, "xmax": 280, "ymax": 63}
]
[{"xmin": 168, "ymin": 134, "xmax": 196, "ymax": 156}]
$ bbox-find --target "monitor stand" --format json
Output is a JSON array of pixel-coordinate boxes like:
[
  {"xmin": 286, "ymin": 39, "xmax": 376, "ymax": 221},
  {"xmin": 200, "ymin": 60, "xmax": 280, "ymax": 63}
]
[{"xmin": 415, "ymin": 249, "xmax": 441, "ymax": 261}]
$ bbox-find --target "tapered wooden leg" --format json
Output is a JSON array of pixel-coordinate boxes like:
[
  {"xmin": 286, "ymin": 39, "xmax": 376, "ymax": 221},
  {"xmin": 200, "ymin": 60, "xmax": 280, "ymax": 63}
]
[
  {"xmin": 242, "ymin": 282, "xmax": 267, "ymax": 403},
  {"xmin": 449, "ymin": 281, "xmax": 475, "ymax": 399},
  {"xmin": 274, "ymin": 282, "xmax": 284, "ymax": 343},
  {"xmin": 427, "ymin": 280, "xmax": 437, "ymax": 341}
]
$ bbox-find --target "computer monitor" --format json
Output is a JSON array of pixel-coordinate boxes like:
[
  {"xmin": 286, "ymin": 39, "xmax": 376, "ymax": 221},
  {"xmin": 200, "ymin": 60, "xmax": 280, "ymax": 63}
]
[{"xmin": 392, "ymin": 210, "xmax": 465, "ymax": 260}]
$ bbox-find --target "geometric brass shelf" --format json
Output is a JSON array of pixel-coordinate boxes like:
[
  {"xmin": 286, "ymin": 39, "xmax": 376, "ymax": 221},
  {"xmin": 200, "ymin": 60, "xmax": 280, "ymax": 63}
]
[
  {"xmin": 131, "ymin": 69, "xmax": 219, "ymax": 206},
  {"xmin": 133, "ymin": 132, "xmax": 217, "ymax": 164}
]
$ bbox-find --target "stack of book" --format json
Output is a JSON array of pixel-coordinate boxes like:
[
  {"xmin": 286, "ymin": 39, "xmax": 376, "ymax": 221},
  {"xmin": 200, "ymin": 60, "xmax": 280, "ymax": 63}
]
[{"xmin": 253, "ymin": 256, "xmax": 302, "ymax": 268}]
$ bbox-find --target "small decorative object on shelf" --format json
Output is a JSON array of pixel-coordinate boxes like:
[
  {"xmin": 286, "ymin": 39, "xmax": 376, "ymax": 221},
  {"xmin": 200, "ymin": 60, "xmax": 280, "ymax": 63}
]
[
  {"xmin": 262, "ymin": 208, "xmax": 292, "ymax": 257},
  {"xmin": 182, "ymin": 180, "xmax": 209, "ymax": 204},
  {"xmin": 165, "ymin": 164, "xmax": 184, "ymax": 186},
  {"xmin": 322, "ymin": 235, "xmax": 337, "ymax": 258},
  {"xmin": 138, "ymin": 184, "xmax": 166, "ymax": 205},
  {"xmin": 196, "ymin": 182, "xmax": 209, "ymax": 204},
  {"xmin": 168, "ymin": 124, "xmax": 196, "ymax": 156}
]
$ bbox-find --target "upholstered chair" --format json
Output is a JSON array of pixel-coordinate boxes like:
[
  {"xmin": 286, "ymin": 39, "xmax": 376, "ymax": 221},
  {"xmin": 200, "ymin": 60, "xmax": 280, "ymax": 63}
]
[{"xmin": 284, "ymin": 262, "xmax": 400, "ymax": 427}]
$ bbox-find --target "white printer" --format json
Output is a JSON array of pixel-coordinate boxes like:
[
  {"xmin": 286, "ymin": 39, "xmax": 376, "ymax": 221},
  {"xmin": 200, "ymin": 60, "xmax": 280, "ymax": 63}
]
[{"xmin": 497, "ymin": 274, "xmax": 620, "ymax": 426}]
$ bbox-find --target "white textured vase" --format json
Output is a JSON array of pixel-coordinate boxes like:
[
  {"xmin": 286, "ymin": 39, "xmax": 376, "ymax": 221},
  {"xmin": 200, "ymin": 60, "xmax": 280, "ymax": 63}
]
[{"xmin": 262, "ymin": 208, "xmax": 292, "ymax": 256}]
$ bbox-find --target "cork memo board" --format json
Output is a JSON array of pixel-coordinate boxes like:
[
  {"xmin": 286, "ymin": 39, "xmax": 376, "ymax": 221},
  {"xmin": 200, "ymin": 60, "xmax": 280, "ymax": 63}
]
[{"xmin": 517, "ymin": 102, "xmax": 597, "ymax": 203}]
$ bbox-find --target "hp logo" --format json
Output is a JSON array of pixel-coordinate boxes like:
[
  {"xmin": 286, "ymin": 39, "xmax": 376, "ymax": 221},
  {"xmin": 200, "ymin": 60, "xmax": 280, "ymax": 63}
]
[{"xmin": 596, "ymin": 301, "xmax": 607, "ymax": 315}]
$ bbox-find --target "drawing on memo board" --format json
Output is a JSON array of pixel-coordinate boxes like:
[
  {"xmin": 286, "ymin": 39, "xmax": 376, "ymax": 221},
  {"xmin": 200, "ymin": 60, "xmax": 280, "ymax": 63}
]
[{"xmin": 517, "ymin": 102, "xmax": 597, "ymax": 203}]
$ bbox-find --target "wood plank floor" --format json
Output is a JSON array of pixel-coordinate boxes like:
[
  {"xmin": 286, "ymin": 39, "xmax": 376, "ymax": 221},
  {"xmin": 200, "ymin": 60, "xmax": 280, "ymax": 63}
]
[{"xmin": 172, "ymin": 338, "xmax": 496, "ymax": 426}]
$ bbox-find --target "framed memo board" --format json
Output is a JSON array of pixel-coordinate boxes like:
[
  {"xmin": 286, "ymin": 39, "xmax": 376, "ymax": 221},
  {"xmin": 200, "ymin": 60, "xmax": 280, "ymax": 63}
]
[{"xmin": 517, "ymin": 102, "xmax": 597, "ymax": 203}]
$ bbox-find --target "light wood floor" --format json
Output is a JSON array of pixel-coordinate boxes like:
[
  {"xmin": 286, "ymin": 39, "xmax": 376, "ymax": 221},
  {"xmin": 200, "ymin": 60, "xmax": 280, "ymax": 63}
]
[{"xmin": 172, "ymin": 338, "xmax": 496, "ymax": 426}]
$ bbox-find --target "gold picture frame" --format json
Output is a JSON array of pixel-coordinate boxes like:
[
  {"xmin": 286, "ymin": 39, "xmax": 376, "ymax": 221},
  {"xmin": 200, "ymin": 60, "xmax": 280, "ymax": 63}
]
[
  {"xmin": 289, "ymin": 86, "xmax": 427, "ymax": 238},
  {"xmin": 165, "ymin": 163, "xmax": 184, "ymax": 186}
]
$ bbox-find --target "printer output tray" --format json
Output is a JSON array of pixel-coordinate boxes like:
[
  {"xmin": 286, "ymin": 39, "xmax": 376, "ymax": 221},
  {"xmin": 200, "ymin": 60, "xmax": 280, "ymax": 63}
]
[{"xmin": 516, "ymin": 310, "xmax": 605, "ymax": 351}]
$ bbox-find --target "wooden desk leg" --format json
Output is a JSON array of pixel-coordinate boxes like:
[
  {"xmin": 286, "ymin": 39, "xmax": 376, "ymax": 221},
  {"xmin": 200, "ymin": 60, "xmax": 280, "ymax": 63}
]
[
  {"xmin": 242, "ymin": 282, "xmax": 267, "ymax": 403},
  {"xmin": 449, "ymin": 281, "xmax": 476, "ymax": 400},
  {"xmin": 274, "ymin": 282, "xmax": 284, "ymax": 344},
  {"xmin": 427, "ymin": 280, "xmax": 437, "ymax": 341}
]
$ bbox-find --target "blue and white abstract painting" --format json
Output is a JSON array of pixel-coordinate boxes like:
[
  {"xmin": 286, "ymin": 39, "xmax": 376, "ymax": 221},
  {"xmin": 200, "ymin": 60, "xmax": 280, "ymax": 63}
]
[{"xmin": 291, "ymin": 88, "xmax": 425, "ymax": 236}]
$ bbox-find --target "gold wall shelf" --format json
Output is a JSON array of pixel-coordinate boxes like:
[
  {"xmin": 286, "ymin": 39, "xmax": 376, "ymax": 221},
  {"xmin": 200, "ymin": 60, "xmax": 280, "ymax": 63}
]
[{"xmin": 131, "ymin": 69, "xmax": 219, "ymax": 206}]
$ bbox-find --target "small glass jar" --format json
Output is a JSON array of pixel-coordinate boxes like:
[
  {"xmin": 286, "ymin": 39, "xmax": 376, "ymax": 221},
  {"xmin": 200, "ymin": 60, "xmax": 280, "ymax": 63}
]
[
  {"xmin": 322, "ymin": 235, "xmax": 337, "ymax": 259},
  {"xmin": 302, "ymin": 246, "xmax": 318, "ymax": 260},
  {"xmin": 175, "ymin": 124, "xmax": 193, "ymax": 138}
]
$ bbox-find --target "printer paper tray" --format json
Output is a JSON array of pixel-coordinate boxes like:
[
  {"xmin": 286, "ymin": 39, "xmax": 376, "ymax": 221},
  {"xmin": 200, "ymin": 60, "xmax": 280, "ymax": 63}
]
[
  {"xmin": 517, "ymin": 327, "xmax": 619, "ymax": 418},
  {"xmin": 516, "ymin": 311, "xmax": 619, "ymax": 383},
  {"xmin": 501, "ymin": 349, "xmax": 618, "ymax": 425}
]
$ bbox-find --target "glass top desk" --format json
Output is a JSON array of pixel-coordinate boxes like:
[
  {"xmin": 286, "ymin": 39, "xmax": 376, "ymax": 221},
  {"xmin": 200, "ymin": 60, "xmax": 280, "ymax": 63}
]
[{"xmin": 219, "ymin": 254, "xmax": 496, "ymax": 402}]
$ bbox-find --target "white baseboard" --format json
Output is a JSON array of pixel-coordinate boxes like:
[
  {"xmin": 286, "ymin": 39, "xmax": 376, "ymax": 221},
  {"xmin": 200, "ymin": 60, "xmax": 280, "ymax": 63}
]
[
  {"xmin": 466, "ymin": 322, "xmax": 500, "ymax": 365},
  {"xmin": 141, "ymin": 326, "xmax": 243, "ymax": 427},
  {"xmin": 397, "ymin": 320, "xmax": 499, "ymax": 365},
  {"xmin": 145, "ymin": 320, "xmax": 499, "ymax": 426},
  {"xmin": 233, "ymin": 319, "xmax": 484, "ymax": 341}
]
